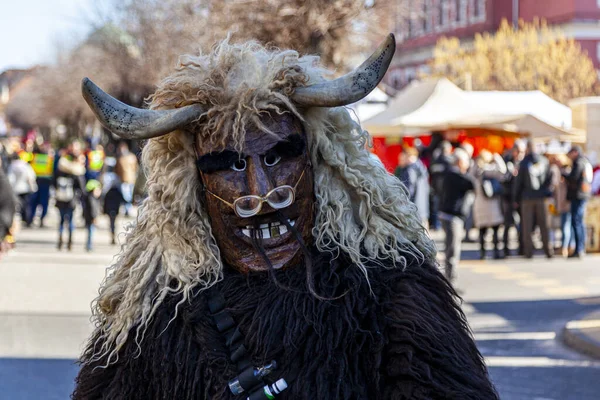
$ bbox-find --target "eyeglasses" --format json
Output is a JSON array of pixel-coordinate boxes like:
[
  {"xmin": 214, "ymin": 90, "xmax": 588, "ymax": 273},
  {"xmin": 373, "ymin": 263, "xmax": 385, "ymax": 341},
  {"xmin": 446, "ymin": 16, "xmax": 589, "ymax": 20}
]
[{"xmin": 204, "ymin": 168, "xmax": 307, "ymax": 218}]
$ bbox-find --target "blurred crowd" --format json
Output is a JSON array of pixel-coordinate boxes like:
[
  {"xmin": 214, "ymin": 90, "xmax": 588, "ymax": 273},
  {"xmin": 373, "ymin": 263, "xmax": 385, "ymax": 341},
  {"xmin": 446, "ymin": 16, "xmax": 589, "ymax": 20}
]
[
  {"xmin": 0, "ymin": 134, "xmax": 141, "ymax": 258},
  {"xmin": 394, "ymin": 138, "xmax": 599, "ymax": 284}
]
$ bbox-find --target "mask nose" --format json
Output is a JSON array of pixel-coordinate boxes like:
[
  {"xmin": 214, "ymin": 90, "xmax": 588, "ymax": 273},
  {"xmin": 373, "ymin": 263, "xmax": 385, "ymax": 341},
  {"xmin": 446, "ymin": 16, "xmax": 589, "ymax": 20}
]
[{"xmin": 246, "ymin": 156, "xmax": 274, "ymax": 196}]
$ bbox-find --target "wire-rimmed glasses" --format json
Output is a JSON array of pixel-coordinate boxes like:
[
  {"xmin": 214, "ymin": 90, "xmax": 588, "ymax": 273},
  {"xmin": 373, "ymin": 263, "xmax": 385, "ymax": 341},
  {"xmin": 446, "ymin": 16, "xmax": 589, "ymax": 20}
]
[{"xmin": 204, "ymin": 168, "xmax": 306, "ymax": 218}]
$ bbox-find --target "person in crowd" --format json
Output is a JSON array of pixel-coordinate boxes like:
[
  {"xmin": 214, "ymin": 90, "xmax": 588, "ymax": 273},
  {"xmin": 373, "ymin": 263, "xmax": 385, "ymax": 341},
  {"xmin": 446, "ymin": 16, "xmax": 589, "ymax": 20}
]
[
  {"xmin": 7, "ymin": 150, "xmax": 37, "ymax": 226},
  {"xmin": 428, "ymin": 140, "xmax": 453, "ymax": 230},
  {"xmin": 472, "ymin": 150, "xmax": 507, "ymax": 260},
  {"xmin": 513, "ymin": 141, "xmax": 553, "ymax": 259},
  {"xmin": 564, "ymin": 145, "xmax": 593, "ymax": 258},
  {"xmin": 83, "ymin": 179, "xmax": 102, "ymax": 252},
  {"xmin": 101, "ymin": 157, "xmax": 124, "ymax": 246},
  {"xmin": 547, "ymin": 153, "xmax": 572, "ymax": 257},
  {"xmin": 115, "ymin": 141, "xmax": 139, "ymax": 217},
  {"xmin": 28, "ymin": 142, "xmax": 54, "ymax": 227},
  {"xmin": 53, "ymin": 141, "xmax": 85, "ymax": 251},
  {"xmin": 394, "ymin": 146, "xmax": 429, "ymax": 225},
  {"xmin": 439, "ymin": 148, "xmax": 476, "ymax": 284},
  {"xmin": 590, "ymin": 152, "xmax": 600, "ymax": 196},
  {"xmin": 459, "ymin": 142, "xmax": 476, "ymax": 242},
  {"xmin": 85, "ymin": 139, "xmax": 105, "ymax": 182},
  {"xmin": 502, "ymin": 140, "xmax": 526, "ymax": 256},
  {"xmin": 18, "ymin": 138, "xmax": 34, "ymax": 163},
  {"xmin": 0, "ymin": 158, "xmax": 16, "ymax": 259},
  {"xmin": 0, "ymin": 139, "xmax": 10, "ymax": 174}
]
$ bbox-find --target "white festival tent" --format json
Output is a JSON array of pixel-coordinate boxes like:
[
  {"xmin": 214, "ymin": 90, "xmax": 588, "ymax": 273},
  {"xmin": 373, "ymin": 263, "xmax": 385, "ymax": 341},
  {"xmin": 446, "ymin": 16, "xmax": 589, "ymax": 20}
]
[{"xmin": 363, "ymin": 78, "xmax": 578, "ymax": 139}]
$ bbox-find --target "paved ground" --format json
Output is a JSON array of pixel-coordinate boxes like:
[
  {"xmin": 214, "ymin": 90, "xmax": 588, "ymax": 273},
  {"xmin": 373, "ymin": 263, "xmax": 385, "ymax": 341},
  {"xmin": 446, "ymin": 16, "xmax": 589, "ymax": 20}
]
[
  {"xmin": 1, "ymin": 214, "xmax": 600, "ymax": 399},
  {"xmin": 444, "ymin": 230, "xmax": 600, "ymax": 400},
  {"xmin": 0, "ymin": 208, "xmax": 128, "ymax": 399}
]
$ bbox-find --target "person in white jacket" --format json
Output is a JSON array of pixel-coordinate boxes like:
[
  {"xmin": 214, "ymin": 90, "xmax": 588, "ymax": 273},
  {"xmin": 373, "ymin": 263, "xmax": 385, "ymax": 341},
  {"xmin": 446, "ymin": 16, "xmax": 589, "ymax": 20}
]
[{"xmin": 7, "ymin": 152, "xmax": 37, "ymax": 225}]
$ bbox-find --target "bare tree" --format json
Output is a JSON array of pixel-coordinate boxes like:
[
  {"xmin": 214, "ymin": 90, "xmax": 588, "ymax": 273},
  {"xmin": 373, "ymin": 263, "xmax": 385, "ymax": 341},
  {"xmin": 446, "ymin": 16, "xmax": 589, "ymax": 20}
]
[{"xmin": 7, "ymin": 0, "xmax": 411, "ymax": 133}]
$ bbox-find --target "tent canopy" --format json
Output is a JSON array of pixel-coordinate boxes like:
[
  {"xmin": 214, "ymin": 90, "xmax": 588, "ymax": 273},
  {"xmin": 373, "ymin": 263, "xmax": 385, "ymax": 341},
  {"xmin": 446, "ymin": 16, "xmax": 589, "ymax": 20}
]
[{"xmin": 364, "ymin": 78, "xmax": 575, "ymax": 139}]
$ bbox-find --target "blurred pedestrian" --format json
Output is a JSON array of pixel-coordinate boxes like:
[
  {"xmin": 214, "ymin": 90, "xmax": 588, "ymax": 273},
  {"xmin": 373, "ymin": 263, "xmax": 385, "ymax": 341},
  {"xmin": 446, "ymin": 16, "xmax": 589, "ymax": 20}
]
[
  {"xmin": 548, "ymin": 153, "xmax": 572, "ymax": 257},
  {"xmin": 472, "ymin": 150, "xmax": 507, "ymax": 260},
  {"xmin": 502, "ymin": 140, "xmax": 526, "ymax": 256},
  {"xmin": 28, "ymin": 142, "xmax": 54, "ymax": 227},
  {"xmin": 394, "ymin": 146, "xmax": 429, "ymax": 225},
  {"xmin": 439, "ymin": 148, "xmax": 476, "ymax": 284},
  {"xmin": 102, "ymin": 157, "xmax": 124, "ymax": 245},
  {"xmin": 0, "ymin": 158, "xmax": 16, "ymax": 259},
  {"xmin": 429, "ymin": 140, "xmax": 453, "ymax": 230},
  {"xmin": 460, "ymin": 143, "xmax": 476, "ymax": 242},
  {"xmin": 115, "ymin": 142, "xmax": 138, "ymax": 217},
  {"xmin": 7, "ymin": 151, "xmax": 37, "ymax": 226},
  {"xmin": 564, "ymin": 145, "xmax": 593, "ymax": 258},
  {"xmin": 53, "ymin": 142, "xmax": 85, "ymax": 251},
  {"xmin": 591, "ymin": 152, "xmax": 600, "ymax": 195},
  {"xmin": 513, "ymin": 141, "xmax": 553, "ymax": 259},
  {"xmin": 85, "ymin": 140, "xmax": 105, "ymax": 182},
  {"xmin": 83, "ymin": 179, "xmax": 102, "ymax": 252},
  {"xmin": 0, "ymin": 139, "xmax": 10, "ymax": 174}
]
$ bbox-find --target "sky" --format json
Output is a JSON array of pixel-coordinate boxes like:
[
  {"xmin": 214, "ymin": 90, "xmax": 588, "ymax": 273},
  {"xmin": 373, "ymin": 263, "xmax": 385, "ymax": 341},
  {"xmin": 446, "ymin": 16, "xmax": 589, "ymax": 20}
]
[{"xmin": 0, "ymin": 0, "xmax": 99, "ymax": 71}]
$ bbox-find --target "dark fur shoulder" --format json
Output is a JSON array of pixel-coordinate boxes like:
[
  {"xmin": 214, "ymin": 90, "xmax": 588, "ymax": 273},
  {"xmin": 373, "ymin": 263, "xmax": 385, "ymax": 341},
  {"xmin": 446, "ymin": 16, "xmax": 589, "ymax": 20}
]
[
  {"xmin": 72, "ymin": 252, "xmax": 498, "ymax": 400},
  {"xmin": 374, "ymin": 260, "xmax": 499, "ymax": 399}
]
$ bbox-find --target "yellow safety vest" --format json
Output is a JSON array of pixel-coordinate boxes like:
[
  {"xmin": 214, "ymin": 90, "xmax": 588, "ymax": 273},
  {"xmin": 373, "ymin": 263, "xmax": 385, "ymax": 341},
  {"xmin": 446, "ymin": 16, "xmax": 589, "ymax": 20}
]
[
  {"xmin": 18, "ymin": 151, "xmax": 33, "ymax": 163},
  {"xmin": 88, "ymin": 150, "xmax": 105, "ymax": 172},
  {"xmin": 31, "ymin": 153, "xmax": 54, "ymax": 178}
]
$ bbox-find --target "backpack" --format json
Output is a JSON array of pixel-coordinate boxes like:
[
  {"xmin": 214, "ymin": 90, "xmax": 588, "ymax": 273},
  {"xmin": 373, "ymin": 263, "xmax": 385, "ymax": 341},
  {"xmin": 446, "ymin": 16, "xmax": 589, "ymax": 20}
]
[{"xmin": 55, "ymin": 176, "xmax": 75, "ymax": 203}]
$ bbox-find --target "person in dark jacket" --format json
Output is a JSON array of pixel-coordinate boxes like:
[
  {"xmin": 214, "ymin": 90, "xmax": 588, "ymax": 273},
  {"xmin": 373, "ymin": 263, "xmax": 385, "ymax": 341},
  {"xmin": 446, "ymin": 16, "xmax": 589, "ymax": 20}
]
[
  {"xmin": 101, "ymin": 160, "xmax": 124, "ymax": 246},
  {"xmin": 513, "ymin": 141, "xmax": 553, "ymax": 259},
  {"xmin": 439, "ymin": 148, "xmax": 476, "ymax": 284},
  {"xmin": 0, "ymin": 160, "xmax": 16, "ymax": 259},
  {"xmin": 83, "ymin": 179, "xmax": 102, "ymax": 252},
  {"xmin": 428, "ymin": 140, "xmax": 453, "ymax": 230},
  {"xmin": 565, "ymin": 145, "xmax": 592, "ymax": 258},
  {"xmin": 53, "ymin": 142, "xmax": 85, "ymax": 251}
]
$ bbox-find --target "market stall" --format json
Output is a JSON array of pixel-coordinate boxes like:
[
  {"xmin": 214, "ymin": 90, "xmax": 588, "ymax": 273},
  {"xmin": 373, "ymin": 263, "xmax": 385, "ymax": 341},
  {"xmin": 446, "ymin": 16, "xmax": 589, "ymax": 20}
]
[{"xmin": 363, "ymin": 78, "xmax": 581, "ymax": 171}]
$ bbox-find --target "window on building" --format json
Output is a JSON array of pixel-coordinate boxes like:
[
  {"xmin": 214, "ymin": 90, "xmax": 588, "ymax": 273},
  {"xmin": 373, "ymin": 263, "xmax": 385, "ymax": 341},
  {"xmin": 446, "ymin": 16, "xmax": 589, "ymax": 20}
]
[
  {"xmin": 458, "ymin": 0, "xmax": 467, "ymax": 24},
  {"xmin": 468, "ymin": 0, "xmax": 485, "ymax": 22},
  {"xmin": 455, "ymin": 0, "xmax": 461, "ymax": 22},
  {"xmin": 437, "ymin": 0, "xmax": 444, "ymax": 28},
  {"xmin": 423, "ymin": 0, "xmax": 432, "ymax": 33},
  {"xmin": 474, "ymin": 0, "xmax": 485, "ymax": 18}
]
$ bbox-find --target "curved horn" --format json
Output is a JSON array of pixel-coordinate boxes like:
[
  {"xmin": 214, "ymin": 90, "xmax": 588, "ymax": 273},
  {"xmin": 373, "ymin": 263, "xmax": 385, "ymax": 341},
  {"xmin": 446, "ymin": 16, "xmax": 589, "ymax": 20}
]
[
  {"xmin": 291, "ymin": 34, "xmax": 396, "ymax": 107},
  {"xmin": 81, "ymin": 77, "xmax": 204, "ymax": 140}
]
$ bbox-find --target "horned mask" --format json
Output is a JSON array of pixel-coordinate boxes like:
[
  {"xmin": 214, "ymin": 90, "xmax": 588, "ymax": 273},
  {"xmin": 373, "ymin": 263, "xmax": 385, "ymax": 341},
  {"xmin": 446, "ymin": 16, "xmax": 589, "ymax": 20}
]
[{"xmin": 81, "ymin": 34, "xmax": 395, "ymax": 272}]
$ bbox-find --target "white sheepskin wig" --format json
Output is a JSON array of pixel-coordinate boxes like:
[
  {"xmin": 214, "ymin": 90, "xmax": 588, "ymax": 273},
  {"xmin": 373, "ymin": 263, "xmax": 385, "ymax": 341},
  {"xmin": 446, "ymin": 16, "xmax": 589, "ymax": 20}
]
[{"xmin": 86, "ymin": 38, "xmax": 436, "ymax": 366}]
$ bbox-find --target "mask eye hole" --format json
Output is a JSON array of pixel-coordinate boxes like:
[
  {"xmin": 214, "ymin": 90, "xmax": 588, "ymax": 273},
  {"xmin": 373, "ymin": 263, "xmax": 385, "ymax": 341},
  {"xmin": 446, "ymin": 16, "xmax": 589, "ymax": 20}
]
[
  {"xmin": 231, "ymin": 159, "xmax": 247, "ymax": 171},
  {"xmin": 264, "ymin": 154, "xmax": 281, "ymax": 167}
]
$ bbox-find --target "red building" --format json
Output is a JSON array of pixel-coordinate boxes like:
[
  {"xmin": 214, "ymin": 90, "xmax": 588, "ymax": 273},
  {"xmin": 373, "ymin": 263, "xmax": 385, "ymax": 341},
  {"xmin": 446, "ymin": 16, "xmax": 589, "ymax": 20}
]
[{"xmin": 388, "ymin": 0, "xmax": 600, "ymax": 88}]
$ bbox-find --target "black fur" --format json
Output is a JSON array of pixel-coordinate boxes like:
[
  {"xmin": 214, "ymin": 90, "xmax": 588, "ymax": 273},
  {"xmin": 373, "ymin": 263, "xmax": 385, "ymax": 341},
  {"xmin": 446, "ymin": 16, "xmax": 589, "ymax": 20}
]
[{"xmin": 72, "ymin": 251, "xmax": 498, "ymax": 399}]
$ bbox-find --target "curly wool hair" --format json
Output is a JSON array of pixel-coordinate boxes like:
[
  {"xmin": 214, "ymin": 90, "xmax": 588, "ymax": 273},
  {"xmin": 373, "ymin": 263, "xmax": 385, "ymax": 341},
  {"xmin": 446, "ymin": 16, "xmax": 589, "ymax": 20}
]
[{"xmin": 86, "ymin": 38, "xmax": 437, "ymax": 366}]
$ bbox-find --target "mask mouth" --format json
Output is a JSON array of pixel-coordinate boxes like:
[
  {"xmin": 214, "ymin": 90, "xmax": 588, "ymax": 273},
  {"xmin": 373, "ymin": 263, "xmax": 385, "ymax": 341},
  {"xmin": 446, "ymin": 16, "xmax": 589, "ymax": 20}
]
[{"xmin": 241, "ymin": 219, "xmax": 296, "ymax": 239}]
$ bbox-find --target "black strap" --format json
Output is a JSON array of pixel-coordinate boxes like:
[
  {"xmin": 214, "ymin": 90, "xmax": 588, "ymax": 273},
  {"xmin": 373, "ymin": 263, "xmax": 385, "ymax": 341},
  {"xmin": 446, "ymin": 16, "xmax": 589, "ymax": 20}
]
[{"xmin": 207, "ymin": 287, "xmax": 252, "ymax": 371}]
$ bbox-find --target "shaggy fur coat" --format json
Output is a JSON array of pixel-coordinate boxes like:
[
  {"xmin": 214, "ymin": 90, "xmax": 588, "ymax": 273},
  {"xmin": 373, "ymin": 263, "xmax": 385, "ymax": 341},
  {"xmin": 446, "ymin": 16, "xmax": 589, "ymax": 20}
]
[{"xmin": 72, "ymin": 250, "xmax": 498, "ymax": 399}]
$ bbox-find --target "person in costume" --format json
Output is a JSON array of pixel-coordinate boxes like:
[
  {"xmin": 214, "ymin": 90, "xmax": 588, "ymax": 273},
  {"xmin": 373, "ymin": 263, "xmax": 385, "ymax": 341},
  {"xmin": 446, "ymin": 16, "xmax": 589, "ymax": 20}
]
[{"xmin": 73, "ymin": 35, "xmax": 498, "ymax": 400}]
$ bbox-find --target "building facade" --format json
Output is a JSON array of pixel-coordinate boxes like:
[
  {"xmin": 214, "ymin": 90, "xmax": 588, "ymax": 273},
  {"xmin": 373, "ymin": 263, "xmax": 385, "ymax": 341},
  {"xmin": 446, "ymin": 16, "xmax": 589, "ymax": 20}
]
[{"xmin": 389, "ymin": 0, "xmax": 600, "ymax": 88}]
